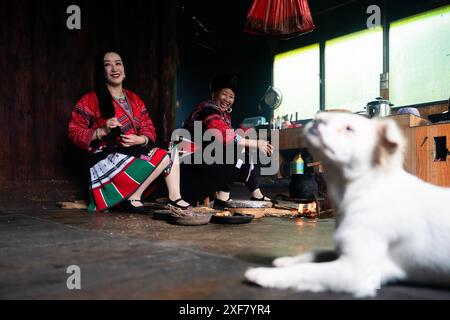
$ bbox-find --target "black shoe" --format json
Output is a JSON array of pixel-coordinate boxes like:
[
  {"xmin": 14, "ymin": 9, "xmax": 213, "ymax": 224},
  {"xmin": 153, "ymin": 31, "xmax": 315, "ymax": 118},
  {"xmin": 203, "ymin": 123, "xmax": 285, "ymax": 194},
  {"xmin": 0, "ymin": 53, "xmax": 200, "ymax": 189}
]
[
  {"xmin": 166, "ymin": 198, "xmax": 191, "ymax": 210},
  {"xmin": 213, "ymin": 198, "xmax": 232, "ymax": 210},
  {"xmin": 250, "ymin": 196, "xmax": 278, "ymax": 205},
  {"xmin": 121, "ymin": 199, "xmax": 149, "ymax": 214}
]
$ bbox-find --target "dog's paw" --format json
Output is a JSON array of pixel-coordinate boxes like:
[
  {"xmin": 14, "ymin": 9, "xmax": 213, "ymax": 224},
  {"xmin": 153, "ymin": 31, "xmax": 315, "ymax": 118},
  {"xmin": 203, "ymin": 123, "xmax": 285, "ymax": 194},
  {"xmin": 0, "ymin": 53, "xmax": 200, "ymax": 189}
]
[
  {"xmin": 245, "ymin": 267, "xmax": 292, "ymax": 289},
  {"xmin": 272, "ymin": 256, "xmax": 297, "ymax": 267},
  {"xmin": 273, "ymin": 252, "xmax": 314, "ymax": 267},
  {"xmin": 245, "ymin": 267, "xmax": 273, "ymax": 286},
  {"xmin": 353, "ymin": 288, "xmax": 377, "ymax": 298},
  {"xmin": 245, "ymin": 265, "xmax": 329, "ymax": 293}
]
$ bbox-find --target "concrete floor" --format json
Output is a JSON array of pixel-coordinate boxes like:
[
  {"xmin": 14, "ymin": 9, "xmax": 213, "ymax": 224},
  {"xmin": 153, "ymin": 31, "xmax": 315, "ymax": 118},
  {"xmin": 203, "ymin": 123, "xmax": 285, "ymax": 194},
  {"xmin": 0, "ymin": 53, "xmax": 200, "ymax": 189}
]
[
  {"xmin": 2, "ymin": 204, "xmax": 450, "ymax": 300},
  {"xmin": 1, "ymin": 182, "xmax": 450, "ymax": 300}
]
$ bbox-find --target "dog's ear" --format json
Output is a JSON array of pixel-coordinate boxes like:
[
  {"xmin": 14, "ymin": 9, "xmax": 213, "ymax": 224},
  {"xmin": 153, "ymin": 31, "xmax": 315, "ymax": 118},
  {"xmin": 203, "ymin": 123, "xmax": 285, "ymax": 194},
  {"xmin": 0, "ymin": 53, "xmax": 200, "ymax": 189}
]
[
  {"xmin": 379, "ymin": 120, "xmax": 404, "ymax": 154},
  {"xmin": 374, "ymin": 119, "xmax": 405, "ymax": 167}
]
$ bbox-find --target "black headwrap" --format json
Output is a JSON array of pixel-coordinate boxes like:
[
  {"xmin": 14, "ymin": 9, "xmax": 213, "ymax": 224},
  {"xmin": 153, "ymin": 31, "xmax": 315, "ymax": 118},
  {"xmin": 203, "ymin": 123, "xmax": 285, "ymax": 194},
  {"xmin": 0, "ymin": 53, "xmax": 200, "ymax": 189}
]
[{"xmin": 209, "ymin": 73, "xmax": 239, "ymax": 95}]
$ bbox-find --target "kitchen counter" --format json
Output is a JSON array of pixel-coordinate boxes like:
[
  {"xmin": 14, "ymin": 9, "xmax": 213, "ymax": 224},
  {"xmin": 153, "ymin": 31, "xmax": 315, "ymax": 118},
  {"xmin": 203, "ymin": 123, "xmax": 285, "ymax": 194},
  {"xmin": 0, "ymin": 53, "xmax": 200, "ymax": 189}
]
[{"xmin": 272, "ymin": 114, "xmax": 450, "ymax": 187}]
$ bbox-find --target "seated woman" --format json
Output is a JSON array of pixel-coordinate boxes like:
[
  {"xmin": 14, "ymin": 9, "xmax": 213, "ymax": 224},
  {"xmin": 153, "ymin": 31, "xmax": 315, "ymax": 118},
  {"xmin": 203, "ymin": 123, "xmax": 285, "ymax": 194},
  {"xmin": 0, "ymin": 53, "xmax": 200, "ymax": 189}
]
[
  {"xmin": 179, "ymin": 73, "xmax": 274, "ymax": 207},
  {"xmin": 68, "ymin": 50, "xmax": 190, "ymax": 213}
]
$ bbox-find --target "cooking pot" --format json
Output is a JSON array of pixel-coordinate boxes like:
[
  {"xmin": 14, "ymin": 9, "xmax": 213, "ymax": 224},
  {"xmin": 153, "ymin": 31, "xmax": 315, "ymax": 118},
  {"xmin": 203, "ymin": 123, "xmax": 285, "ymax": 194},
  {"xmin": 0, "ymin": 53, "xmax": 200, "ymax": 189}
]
[
  {"xmin": 289, "ymin": 174, "xmax": 319, "ymax": 200},
  {"xmin": 365, "ymin": 97, "xmax": 393, "ymax": 118}
]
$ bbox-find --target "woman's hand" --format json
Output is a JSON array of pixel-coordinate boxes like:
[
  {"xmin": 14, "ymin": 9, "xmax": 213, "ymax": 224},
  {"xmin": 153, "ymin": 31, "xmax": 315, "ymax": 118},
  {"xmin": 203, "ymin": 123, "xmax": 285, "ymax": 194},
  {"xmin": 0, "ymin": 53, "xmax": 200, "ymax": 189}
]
[
  {"xmin": 257, "ymin": 140, "xmax": 274, "ymax": 156},
  {"xmin": 238, "ymin": 139, "xmax": 273, "ymax": 156},
  {"xmin": 105, "ymin": 117, "xmax": 121, "ymax": 131},
  {"xmin": 240, "ymin": 138, "xmax": 274, "ymax": 156},
  {"xmin": 95, "ymin": 117, "xmax": 122, "ymax": 139},
  {"xmin": 120, "ymin": 134, "xmax": 146, "ymax": 147}
]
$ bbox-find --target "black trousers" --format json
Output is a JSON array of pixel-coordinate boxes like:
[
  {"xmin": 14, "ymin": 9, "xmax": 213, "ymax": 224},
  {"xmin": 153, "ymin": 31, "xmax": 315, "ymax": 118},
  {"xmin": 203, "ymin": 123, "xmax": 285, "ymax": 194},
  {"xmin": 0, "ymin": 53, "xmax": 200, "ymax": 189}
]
[
  {"xmin": 219, "ymin": 164, "xmax": 259, "ymax": 193},
  {"xmin": 179, "ymin": 141, "xmax": 256, "ymax": 202},
  {"xmin": 178, "ymin": 141, "xmax": 234, "ymax": 204},
  {"xmin": 179, "ymin": 142, "xmax": 262, "ymax": 203},
  {"xmin": 179, "ymin": 161, "xmax": 236, "ymax": 204}
]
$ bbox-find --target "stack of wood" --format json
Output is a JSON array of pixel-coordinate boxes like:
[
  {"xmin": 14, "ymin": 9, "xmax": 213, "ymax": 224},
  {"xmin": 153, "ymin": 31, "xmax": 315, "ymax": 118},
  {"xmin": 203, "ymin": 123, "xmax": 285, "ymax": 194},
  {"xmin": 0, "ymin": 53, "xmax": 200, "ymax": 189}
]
[
  {"xmin": 226, "ymin": 200, "xmax": 333, "ymax": 219},
  {"xmin": 230, "ymin": 207, "xmax": 295, "ymax": 219},
  {"xmin": 55, "ymin": 198, "xmax": 333, "ymax": 219}
]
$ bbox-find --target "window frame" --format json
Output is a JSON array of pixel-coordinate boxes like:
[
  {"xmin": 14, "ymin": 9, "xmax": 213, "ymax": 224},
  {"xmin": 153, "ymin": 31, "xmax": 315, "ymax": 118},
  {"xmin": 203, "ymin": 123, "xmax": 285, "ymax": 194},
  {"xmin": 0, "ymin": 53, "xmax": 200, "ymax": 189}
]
[{"xmin": 271, "ymin": 3, "xmax": 450, "ymax": 119}]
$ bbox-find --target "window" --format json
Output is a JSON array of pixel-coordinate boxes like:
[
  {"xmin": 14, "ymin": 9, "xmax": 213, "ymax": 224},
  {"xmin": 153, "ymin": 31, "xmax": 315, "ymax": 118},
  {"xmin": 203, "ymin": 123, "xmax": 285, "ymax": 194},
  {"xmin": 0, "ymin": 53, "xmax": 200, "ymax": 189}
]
[
  {"xmin": 325, "ymin": 27, "xmax": 383, "ymax": 112},
  {"xmin": 273, "ymin": 44, "xmax": 320, "ymax": 120},
  {"xmin": 389, "ymin": 5, "xmax": 450, "ymax": 107}
]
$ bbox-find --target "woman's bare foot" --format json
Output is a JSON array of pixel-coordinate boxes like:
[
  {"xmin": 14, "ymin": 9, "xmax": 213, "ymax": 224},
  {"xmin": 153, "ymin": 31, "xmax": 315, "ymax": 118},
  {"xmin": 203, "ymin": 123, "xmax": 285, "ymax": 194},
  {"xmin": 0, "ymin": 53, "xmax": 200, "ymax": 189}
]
[{"xmin": 128, "ymin": 197, "xmax": 144, "ymax": 207}]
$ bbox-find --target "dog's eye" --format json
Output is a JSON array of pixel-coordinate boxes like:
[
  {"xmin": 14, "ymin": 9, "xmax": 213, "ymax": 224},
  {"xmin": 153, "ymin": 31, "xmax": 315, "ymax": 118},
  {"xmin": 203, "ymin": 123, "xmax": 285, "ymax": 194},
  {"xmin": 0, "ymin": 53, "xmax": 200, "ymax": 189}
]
[{"xmin": 345, "ymin": 125, "xmax": 354, "ymax": 132}]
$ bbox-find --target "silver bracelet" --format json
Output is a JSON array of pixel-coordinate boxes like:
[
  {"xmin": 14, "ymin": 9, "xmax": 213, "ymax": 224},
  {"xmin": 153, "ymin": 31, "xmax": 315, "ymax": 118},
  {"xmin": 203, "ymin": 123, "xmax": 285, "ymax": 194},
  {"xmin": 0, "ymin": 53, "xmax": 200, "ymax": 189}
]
[
  {"xmin": 142, "ymin": 136, "xmax": 149, "ymax": 146},
  {"xmin": 95, "ymin": 128, "xmax": 102, "ymax": 140}
]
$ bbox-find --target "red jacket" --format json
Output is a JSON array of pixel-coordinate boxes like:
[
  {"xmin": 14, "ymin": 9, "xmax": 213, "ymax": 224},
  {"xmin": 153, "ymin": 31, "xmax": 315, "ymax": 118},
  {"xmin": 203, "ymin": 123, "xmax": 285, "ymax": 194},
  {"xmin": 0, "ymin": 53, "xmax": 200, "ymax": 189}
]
[
  {"xmin": 183, "ymin": 101, "xmax": 236, "ymax": 144},
  {"xmin": 68, "ymin": 89, "xmax": 156, "ymax": 152}
]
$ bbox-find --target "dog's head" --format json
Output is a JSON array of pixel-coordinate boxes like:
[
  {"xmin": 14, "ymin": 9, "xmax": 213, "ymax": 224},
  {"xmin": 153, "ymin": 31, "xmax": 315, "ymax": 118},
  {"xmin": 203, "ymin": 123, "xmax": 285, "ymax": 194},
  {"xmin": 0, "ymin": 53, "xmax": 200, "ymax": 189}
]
[{"xmin": 304, "ymin": 112, "xmax": 405, "ymax": 179}]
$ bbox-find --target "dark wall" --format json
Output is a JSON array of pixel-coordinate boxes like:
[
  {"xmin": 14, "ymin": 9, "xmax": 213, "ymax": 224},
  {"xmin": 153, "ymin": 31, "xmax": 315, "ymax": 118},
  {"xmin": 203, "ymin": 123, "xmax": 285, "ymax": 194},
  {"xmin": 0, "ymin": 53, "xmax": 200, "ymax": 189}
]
[
  {"xmin": 175, "ymin": 0, "xmax": 274, "ymax": 128},
  {"xmin": 176, "ymin": 36, "xmax": 274, "ymax": 128},
  {"xmin": 0, "ymin": 0, "xmax": 177, "ymax": 183}
]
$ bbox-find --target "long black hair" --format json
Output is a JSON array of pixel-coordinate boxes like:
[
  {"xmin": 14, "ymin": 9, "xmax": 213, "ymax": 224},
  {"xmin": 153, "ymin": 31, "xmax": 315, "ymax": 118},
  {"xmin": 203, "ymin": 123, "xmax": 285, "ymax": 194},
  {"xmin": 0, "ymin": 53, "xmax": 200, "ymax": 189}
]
[{"xmin": 94, "ymin": 50, "xmax": 121, "ymax": 119}]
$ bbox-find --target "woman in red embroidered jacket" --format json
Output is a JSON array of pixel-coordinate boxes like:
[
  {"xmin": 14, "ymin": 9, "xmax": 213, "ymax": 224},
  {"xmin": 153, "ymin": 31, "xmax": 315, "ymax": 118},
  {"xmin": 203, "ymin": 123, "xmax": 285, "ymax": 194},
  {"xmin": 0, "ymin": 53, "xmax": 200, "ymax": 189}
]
[
  {"xmin": 179, "ymin": 74, "xmax": 274, "ymax": 206},
  {"xmin": 68, "ymin": 51, "xmax": 190, "ymax": 213}
]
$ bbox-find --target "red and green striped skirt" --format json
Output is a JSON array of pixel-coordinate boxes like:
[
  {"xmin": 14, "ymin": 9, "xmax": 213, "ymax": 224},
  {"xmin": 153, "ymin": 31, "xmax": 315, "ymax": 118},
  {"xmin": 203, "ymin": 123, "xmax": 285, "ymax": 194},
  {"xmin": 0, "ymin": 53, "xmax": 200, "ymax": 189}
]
[{"xmin": 88, "ymin": 148, "xmax": 167, "ymax": 212}]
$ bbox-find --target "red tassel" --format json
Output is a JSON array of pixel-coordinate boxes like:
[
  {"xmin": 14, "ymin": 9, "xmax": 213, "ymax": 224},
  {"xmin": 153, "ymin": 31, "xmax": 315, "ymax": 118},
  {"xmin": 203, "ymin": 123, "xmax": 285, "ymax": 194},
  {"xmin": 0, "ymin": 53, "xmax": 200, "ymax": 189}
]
[{"xmin": 244, "ymin": 0, "xmax": 315, "ymax": 39}]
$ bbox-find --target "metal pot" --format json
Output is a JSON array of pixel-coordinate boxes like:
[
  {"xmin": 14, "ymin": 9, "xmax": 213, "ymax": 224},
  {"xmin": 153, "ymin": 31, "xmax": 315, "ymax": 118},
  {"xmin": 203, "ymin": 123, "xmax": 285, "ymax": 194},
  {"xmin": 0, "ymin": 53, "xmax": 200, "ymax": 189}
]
[
  {"xmin": 289, "ymin": 174, "xmax": 319, "ymax": 200},
  {"xmin": 365, "ymin": 97, "xmax": 393, "ymax": 118}
]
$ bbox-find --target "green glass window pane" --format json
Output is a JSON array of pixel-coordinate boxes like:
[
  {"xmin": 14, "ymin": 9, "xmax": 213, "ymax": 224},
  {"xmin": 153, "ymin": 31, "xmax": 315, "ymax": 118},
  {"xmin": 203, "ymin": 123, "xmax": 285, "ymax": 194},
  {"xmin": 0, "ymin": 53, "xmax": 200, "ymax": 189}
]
[
  {"xmin": 325, "ymin": 27, "xmax": 383, "ymax": 112},
  {"xmin": 390, "ymin": 5, "xmax": 450, "ymax": 107},
  {"xmin": 273, "ymin": 44, "xmax": 320, "ymax": 120}
]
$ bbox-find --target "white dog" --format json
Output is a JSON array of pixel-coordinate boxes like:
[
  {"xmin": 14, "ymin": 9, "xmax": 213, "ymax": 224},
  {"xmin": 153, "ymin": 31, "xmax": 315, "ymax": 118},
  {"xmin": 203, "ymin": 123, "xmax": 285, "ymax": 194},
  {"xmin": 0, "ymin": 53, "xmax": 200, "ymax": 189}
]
[{"xmin": 245, "ymin": 112, "xmax": 450, "ymax": 297}]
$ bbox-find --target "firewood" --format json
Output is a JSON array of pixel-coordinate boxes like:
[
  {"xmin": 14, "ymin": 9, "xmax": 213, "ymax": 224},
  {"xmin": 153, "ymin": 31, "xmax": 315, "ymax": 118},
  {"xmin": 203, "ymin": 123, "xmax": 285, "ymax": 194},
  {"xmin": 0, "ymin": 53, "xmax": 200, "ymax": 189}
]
[
  {"xmin": 56, "ymin": 201, "xmax": 87, "ymax": 209},
  {"xmin": 230, "ymin": 207, "xmax": 297, "ymax": 219},
  {"xmin": 223, "ymin": 200, "xmax": 273, "ymax": 208}
]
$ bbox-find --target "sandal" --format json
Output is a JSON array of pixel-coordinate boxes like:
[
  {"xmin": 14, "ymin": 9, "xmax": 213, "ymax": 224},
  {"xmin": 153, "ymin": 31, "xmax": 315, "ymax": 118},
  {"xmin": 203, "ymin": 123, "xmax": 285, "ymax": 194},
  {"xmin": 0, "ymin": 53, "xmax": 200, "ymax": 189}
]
[
  {"xmin": 121, "ymin": 199, "xmax": 149, "ymax": 214},
  {"xmin": 166, "ymin": 198, "xmax": 191, "ymax": 210},
  {"xmin": 213, "ymin": 197, "xmax": 232, "ymax": 210},
  {"xmin": 250, "ymin": 196, "xmax": 278, "ymax": 204}
]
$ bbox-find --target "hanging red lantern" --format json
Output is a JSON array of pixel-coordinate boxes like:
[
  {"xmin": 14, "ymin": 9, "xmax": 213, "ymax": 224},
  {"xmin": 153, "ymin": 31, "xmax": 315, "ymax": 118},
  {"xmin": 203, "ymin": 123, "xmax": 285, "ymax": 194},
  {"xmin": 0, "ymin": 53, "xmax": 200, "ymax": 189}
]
[{"xmin": 244, "ymin": 0, "xmax": 315, "ymax": 39}]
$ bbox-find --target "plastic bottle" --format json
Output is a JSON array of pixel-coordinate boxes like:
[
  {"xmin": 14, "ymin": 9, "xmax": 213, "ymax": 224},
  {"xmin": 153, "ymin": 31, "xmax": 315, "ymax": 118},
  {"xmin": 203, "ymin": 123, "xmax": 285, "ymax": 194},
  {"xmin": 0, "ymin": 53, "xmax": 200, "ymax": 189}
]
[
  {"xmin": 275, "ymin": 116, "xmax": 281, "ymax": 129},
  {"xmin": 291, "ymin": 153, "xmax": 304, "ymax": 175}
]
